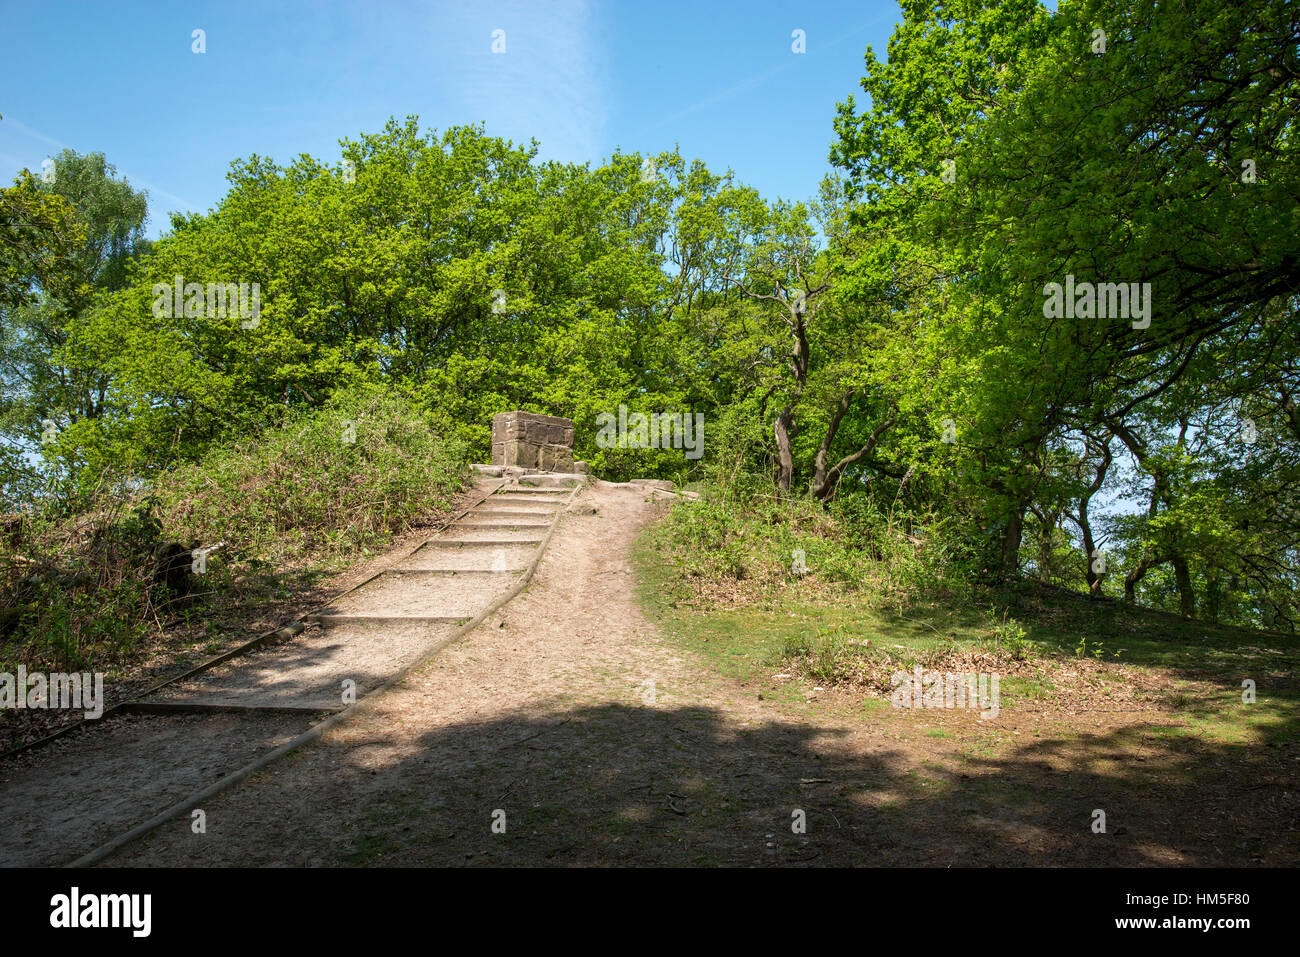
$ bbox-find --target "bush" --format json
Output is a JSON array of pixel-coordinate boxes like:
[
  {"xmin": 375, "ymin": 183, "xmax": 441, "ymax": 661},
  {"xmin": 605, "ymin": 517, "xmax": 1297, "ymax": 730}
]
[
  {"xmin": 0, "ymin": 386, "xmax": 469, "ymax": 673},
  {"xmin": 154, "ymin": 386, "xmax": 468, "ymax": 566},
  {"xmin": 0, "ymin": 492, "xmax": 163, "ymax": 672},
  {"xmin": 647, "ymin": 482, "xmax": 965, "ymax": 609}
]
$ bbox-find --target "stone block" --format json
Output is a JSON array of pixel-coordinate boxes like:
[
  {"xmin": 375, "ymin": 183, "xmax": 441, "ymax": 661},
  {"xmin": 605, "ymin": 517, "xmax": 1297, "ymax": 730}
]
[{"xmin": 491, "ymin": 411, "xmax": 575, "ymax": 473}]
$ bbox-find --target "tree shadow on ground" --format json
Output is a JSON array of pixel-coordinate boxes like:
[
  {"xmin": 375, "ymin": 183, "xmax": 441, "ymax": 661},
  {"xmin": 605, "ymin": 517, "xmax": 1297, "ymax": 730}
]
[
  {"xmin": 998, "ymin": 582, "xmax": 1300, "ymax": 717},
  {"xmin": 244, "ymin": 694, "xmax": 1300, "ymax": 867}
]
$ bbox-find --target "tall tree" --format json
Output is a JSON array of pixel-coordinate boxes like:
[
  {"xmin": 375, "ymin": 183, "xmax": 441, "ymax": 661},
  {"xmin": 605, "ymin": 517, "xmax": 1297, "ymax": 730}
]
[{"xmin": 0, "ymin": 150, "xmax": 149, "ymax": 472}]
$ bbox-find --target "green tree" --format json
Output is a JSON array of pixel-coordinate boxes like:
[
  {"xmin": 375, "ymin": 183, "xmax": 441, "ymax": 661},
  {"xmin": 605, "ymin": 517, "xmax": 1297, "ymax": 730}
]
[{"xmin": 0, "ymin": 151, "xmax": 149, "ymax": 498}]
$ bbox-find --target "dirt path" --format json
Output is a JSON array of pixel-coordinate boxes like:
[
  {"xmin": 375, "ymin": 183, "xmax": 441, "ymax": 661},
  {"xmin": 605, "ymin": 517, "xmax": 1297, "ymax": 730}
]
[
  {"xmin": 95, "ymin": 480, "xmax": 1298, "ymax": 867},
  {"xmin": 6, "ymin": 479, "xmax": 1292, "ymax": 867},
  {"xmin": 0, "ymin": 480, "xmax": 573, "ymax": 867}
]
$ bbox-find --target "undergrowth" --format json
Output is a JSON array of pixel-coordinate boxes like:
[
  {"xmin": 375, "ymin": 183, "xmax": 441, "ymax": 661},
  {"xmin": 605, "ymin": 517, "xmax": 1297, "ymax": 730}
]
[
  {"xmin": 646, "ymin": 485, "xmax": 968, "ymax": 611},
  {"xmin": 0, "ymin": 387, "xmax": 467, "ymax": 673}
]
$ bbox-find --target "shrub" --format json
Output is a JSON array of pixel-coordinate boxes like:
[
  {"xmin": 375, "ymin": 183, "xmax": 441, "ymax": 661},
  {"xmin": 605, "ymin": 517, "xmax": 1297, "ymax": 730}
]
[
  {"xmin": 153, "ymin": 386, "xmax": 468, "ymax": 566},
  {"xmin": 647, "ymin": 482, "xmax": 965, "ymax": 609},
  {"xmin": 0, "ymin": 492, "xmax": 163, "ymax": 672},
  {"xmin": 0, "ymin": 386, "xmax": 468, "ymax": 674}
]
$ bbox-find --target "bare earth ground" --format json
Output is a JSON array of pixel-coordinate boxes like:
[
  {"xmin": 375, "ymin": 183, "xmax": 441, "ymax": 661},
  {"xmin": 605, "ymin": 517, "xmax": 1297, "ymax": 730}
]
[
  {"xmin": 0, "ymin": 712, "xmax": 307, "ymax": 866},
  {"xmin": 101, "ymin": 481, "xmax": 1299, "ymax": 867}
]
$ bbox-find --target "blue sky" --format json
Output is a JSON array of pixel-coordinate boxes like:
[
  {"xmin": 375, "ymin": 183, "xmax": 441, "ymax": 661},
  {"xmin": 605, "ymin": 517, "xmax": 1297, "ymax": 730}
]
[{"xmin": 0, "ymin": 0, "xmax": 904, "ymax": 238}]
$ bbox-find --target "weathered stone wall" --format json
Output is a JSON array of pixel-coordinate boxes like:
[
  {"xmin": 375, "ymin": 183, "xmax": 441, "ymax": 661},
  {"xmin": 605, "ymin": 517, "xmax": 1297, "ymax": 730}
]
[{"xmin": 491, "ymin": 411, "xmax": 574, "ymax": 471}]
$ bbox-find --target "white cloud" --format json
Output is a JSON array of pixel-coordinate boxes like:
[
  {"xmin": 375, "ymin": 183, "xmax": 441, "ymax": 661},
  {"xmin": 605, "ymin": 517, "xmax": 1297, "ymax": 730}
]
[
  {"xmin": 441, "ymin": 0, "xmax": 608, "ymax": 163},
  {"xmin": 0, "ymin": 115, "xmax": 196, "ymax": 214}
]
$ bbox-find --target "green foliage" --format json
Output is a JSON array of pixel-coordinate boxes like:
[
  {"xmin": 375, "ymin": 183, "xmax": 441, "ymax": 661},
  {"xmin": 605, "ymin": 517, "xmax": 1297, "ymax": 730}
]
[
  {"xmin": 646, "ymin": 481, "xmax": 964, "ymax": 611},
  {"xmin": 1, "ymin": 152, "xmax": 150, "ymax": 508},
  {"xmin": 153, "ymin": 385, "xmax": 468, "ymax": 565},
  {"xmin": 986, "ymin": 612, "xmax": 1032, "ymax": 661},
  {"xmin": 0, "ymin": 168, "xmax": 83, "ymax": 311},
  {"xmin": 0, "ymin": 493, "xmax": 163, "ymax": 673},
  {"xmin": 6, "ymin": 19, "xmax": 1297, "ymax": 656},
  {"xmin": 52, "ymin": 121, "xmax": 749, "ymax": 487},
  {"xmin": 828, "ymin": 0, "xmax": 1300, "ymax": 625},
  {"xmin": 0, "ymin": 386, "xmax": 468, "ymax": 674}
]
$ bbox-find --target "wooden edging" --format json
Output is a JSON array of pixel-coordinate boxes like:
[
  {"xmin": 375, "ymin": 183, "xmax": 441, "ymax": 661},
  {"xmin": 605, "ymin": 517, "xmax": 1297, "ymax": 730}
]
[
  {"xmin": 118, "ymin": 701, "xmax": 343, "ymax": 717},
  {"xmin": 65, "ymin": 480, "xmax": 583, "ymax": 868},
  {"xmin": 1, "ymin": 480, "xmax": 506, "ymax": 763}
]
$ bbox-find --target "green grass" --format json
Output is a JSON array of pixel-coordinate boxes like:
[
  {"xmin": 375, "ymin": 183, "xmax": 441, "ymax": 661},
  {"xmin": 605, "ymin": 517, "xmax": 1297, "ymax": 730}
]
[
  {"xmin": 636, "ymin": 527, "xmax": 1030, "ymax": 687},
  {"xmin": 999, "ymin": 675, "xmax": 1054, "ymax": 704},
  {"xmin": 633, "ymin": 516, "xmax": 1300, "ymax": 747}
]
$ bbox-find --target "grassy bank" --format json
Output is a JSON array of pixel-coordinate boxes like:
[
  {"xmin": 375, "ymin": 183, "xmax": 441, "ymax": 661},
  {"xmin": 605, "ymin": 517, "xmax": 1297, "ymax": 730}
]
[
  {"xmin": 0, "ymin": 388, "xmax": 469, "ymax": 678},
  {"xmin": 635, "ymin": 493, "xmax": 1300, "ymax": 747}
]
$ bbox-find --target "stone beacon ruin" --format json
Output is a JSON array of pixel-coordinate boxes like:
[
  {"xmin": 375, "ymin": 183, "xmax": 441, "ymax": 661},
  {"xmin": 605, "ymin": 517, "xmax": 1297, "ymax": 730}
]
[
  {"xmin": 491, "ymin": 410, "xmax": 576, "ymax": 471},
  {"xmin": 472, "ymin": 410, "xmax": 690, "ymax": 496}
]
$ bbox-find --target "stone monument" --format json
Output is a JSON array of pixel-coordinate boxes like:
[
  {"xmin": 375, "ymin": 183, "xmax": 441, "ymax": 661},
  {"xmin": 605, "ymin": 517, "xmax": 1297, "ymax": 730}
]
[{"xmin": 491, "ymin": 411, "xmax": 575, "ymax": 472}]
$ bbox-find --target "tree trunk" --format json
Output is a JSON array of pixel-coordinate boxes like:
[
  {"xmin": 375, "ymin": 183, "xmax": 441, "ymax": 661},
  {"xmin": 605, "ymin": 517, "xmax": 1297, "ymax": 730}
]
[
  {"xmin": 773, "ymin": 407, "xmax": 795, "ymax": 492},
  {"xmin": 810, "ymin": 409, "xmax": 895, "ymax": 502},
  {"xmin": 1202, "ymin": 574, "xmax": 1222, "ymax": 623},
  {"xmin": 1124, "ymin": 565, "xmax": 1142, "ymax": 604},
  {"xmin": 1033, "ymin": 509, "xmax": 1059, "ymax": 584},
  {"xmin": 998, "ymin": 505, "xmax": 1025, "ymax": 577},
  {"xmin": 1079, "ymin": 505, "xmax": 1104, "ymax": 598},
  {"xmin": 810, "ymin": 393, "xmax": 851, "ymax": 497},
  {"xmin": 1172, "ymin": 554, "xmax": 1195, "ymax": 617},
  {"xmin": 1076, "ymin": 435, "xmax": 1112, "ymax": 598},
  {"xmin": 1124, "ymin": 553, "xmax": 1165, "ymax": 604}
]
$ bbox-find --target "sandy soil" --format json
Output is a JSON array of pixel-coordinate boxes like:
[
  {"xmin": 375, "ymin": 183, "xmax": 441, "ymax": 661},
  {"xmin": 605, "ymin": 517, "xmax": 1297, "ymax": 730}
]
[
  {"xmin": 0, "ymin": 712, "xmax": 309, "ymax": 867},
  {"xmin": 99, "ymin": 480, "xmax": 1300, "ymax": 867},
  {"xmin": 0, "ymin": 480, "xmax": 565, "ymax": 866},
  {"xmin": 5, "ymin": 479, "xmax": 1295, "ymax": 867}
]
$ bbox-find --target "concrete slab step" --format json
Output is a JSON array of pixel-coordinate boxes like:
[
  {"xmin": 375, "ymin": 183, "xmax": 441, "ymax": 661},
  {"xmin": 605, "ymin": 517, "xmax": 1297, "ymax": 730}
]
[
  {"xmin": 402, "ymin": 541, "xmax": 537, "ymax": 570},
  {"xmin": 454, "ymin": 525, "xmax": 550, "ymax": 540},
  {"xmin": 495, "ymin": 487, "xmax": 572, "ymax": 495},
  {"xmin": 147, "ymin": 619, "xmax": 464, "ymax": 710},
  {"xmin": 468, "ymin": 508, "xmax": 559, "ymax": 519},
  {"xmin": 306, "ymin": 613, "xmax": 469, "ymax": 626},
  {"xmin": 382, "ymin": 566, "xmax": 525, "ymax": 576},
  {"xmin": 425, "ymin": 535, "xmax": 545, "ymax": 546},
  {"xmin": 120, "ymin": 701, "xmax": 342, "ymax": 716},
  {"xmin": 331, "ymin": 570, "xmax": 514, "ymax": 618},
  {"xmin": 450, "ymin": 522, "xmax": 551, "ymax": 531},
  {"xmin": 516, "ymin": 473, "xmax": 587, "ymax": 487},
  {"xmin": 488, "ymin": 496, "xmax": 567, "ymax": 506}
]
